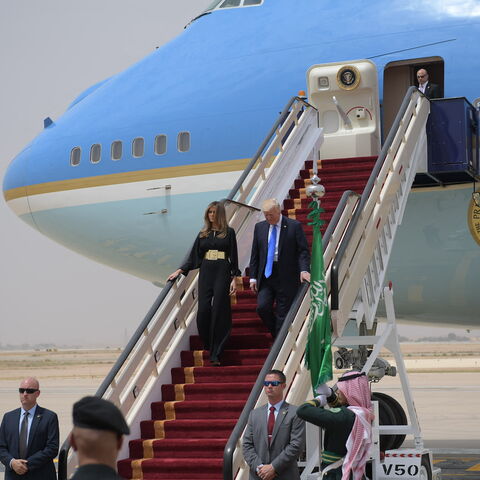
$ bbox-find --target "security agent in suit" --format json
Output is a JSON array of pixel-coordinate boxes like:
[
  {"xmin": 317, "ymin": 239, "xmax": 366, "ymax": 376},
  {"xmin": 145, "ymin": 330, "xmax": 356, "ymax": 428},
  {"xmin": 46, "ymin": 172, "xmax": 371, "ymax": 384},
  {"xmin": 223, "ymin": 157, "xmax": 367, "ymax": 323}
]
[
  {"xmin": 243, "ymin": 370, "xmax": 305, "ymax": 480},
  {"xmin": 69, "ymin": 396, "xmax": 130, "ymax": 480},
  {"xmin": 249, "ymin": 199, "xmax": 310, "ymax": 337},
  {"xmin": 0, "ymin": 377, "xmax": 59, "ymax": 480},
  {"xmin": 416, "ymin": 68, "xmax": 441, "ymax": 99}
]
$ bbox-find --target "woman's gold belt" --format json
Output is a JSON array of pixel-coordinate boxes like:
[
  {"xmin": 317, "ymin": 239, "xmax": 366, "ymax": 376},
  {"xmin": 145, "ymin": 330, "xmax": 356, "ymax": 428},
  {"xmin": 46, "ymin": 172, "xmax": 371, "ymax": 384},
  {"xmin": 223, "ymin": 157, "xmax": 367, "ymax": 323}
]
[{"xmin": 204, "ymin": 250, "xmax": 226, "ymax": 260}]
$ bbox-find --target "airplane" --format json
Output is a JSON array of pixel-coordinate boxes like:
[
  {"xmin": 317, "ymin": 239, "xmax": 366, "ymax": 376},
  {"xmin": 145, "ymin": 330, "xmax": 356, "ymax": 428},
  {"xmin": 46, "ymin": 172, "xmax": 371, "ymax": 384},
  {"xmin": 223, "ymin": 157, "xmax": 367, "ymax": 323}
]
[{"xmin": 3, "ymin": 0, "xmax": 480, "ymax": 329}]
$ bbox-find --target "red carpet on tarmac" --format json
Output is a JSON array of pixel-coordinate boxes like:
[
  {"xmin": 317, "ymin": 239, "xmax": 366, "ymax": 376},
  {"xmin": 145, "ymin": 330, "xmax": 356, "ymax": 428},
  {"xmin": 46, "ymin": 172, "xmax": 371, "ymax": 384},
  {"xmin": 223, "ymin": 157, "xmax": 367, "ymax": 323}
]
[{"xmin": 117, "ymin": 156, "xmax": 376, "ymax": 479}]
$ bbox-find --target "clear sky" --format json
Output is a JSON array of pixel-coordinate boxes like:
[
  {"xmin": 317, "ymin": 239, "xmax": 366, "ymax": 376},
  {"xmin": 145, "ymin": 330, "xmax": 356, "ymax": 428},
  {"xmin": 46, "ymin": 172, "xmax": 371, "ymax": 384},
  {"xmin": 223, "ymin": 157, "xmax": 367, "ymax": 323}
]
[
  {"xmin": 1, "ymin": 1, "xmax": 479, "ymax": 347},
  {"xmin": 0, "ymin": 0, "xmax": 212, "ymax": 347}
]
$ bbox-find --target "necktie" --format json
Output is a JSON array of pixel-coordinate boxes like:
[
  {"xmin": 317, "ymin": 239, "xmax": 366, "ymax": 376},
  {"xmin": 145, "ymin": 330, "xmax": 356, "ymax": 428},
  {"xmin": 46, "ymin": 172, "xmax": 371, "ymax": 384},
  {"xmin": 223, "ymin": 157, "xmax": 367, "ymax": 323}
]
[
  {"xmin": 19, "ymin": 411, "xmax": 29, "ymax": 459},
  {"xmin": 267, "ymin": 406, "xmax": 275, "ymax": 444},
  {"xmin": 265, "ymin": 225, "xmax": 277, "ymax": 278}
]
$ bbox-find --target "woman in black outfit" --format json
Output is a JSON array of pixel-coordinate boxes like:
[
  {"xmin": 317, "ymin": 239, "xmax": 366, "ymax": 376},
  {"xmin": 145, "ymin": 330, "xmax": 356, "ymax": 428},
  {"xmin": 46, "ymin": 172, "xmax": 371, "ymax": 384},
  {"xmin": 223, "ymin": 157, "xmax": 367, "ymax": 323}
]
[{"xmin": 168, "ymin": 201, "xmax": 240, "ymax": 365}]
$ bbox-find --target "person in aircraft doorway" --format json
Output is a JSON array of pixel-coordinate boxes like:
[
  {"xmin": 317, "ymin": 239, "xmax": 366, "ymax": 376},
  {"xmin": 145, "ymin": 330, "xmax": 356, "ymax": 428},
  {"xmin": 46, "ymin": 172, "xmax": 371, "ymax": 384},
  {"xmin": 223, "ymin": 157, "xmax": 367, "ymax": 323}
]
[{"xmin": 416, "ymin": 68, "xmax": 441, "ymax": 99}]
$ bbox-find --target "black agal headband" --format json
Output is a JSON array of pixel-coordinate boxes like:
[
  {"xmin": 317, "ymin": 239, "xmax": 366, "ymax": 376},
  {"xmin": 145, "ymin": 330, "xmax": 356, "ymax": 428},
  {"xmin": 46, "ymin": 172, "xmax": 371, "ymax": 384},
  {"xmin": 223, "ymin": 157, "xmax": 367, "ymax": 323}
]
[{"xmin": 338, "ymin": 372, "xmax": 366, "ymax": 382}]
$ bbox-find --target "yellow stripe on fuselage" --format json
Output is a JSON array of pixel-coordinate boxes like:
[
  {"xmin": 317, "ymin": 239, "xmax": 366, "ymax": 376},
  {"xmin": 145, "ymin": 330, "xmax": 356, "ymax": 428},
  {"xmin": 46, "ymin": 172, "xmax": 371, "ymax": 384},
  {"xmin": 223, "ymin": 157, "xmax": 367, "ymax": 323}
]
[{"xmin": 3, "ymin": 158, "xmax": 251, "ymax": 202}]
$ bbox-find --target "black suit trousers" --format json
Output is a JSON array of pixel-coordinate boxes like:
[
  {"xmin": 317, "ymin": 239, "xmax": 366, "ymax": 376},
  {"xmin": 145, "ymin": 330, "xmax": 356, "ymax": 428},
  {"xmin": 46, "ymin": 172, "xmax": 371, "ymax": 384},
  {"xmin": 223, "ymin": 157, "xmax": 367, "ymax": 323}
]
[{"xmin": 256, "ymin": 263, "xmax": 297, "ymax": 336}]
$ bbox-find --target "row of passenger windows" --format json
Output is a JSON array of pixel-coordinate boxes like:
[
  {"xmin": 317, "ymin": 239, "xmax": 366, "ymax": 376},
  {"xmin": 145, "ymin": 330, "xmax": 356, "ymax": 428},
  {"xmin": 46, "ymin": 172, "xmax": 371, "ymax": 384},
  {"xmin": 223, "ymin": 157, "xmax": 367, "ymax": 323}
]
[
  {"xmin": 70, "ymin": 132, "xmax": 190, "ymax": 166},
  {"xmin": 205, "ymin": 0, "xmax": 263, "ymax": 12}
]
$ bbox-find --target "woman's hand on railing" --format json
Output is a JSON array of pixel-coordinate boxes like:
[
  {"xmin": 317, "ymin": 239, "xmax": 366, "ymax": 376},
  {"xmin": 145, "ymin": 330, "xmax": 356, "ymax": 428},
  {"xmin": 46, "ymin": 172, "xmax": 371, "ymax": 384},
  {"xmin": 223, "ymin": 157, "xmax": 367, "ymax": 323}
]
[{"xmin": 167, "ymin": 269, "xmax": 183, "ymax": 282}]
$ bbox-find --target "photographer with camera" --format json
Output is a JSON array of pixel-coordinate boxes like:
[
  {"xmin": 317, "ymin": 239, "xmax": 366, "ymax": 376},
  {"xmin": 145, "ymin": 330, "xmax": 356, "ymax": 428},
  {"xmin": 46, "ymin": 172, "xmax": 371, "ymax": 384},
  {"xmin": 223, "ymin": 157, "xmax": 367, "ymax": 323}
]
[{"xmin": 296, "ymin": 371, "xmax": 373, "ymax": 480}]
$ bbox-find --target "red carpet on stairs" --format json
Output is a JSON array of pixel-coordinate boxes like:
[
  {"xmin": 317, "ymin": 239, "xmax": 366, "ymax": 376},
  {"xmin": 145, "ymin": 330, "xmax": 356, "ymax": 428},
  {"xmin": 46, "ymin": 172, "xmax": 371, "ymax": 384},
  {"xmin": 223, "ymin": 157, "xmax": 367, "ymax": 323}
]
[
  {"xmin": 117, "ymin": 278, "xmax": 272, "ymax": 480},
  {"xmin": 117, "ymin": 155, "xmax": 376, "ymax": 480}
]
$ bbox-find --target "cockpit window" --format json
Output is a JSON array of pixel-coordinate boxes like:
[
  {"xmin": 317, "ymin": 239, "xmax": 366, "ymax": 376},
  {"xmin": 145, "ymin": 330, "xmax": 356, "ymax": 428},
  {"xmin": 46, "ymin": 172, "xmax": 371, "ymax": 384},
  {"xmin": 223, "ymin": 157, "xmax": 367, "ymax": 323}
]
[
  {"xmin": 205, "ymin": 0, "xmax": 223, "ymax": 9},
  {"xmin": 203, "ymin": 0, "xmax": 262, "ymax": 12},
  {"xmin": 220, "ymin": 0, "xmax": 241, "ymax": 7}
]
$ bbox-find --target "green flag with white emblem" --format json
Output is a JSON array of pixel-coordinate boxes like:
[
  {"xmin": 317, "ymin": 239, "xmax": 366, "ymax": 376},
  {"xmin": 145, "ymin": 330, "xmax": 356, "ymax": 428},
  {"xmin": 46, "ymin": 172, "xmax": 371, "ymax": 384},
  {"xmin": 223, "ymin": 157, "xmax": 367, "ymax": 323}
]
[{"xmin": 305, "ymin": 200, "xmax": 332, "ymax": 395}]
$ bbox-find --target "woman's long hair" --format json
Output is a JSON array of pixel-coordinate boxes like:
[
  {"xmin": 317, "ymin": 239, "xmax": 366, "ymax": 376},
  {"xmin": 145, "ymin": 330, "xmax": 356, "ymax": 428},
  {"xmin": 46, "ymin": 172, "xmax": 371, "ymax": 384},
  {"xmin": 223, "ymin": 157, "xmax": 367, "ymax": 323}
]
[{"xmin": 200, "ymin": 201, "xmax": 228, "ymax": 238}]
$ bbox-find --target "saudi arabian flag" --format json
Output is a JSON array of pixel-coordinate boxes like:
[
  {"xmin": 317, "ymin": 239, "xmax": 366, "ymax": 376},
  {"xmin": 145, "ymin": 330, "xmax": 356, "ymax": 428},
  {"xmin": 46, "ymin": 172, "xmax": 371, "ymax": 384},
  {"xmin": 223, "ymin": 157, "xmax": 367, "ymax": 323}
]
[{"xmin": 305, "ymin": 200, "xmax": 333, "ymax": 395}]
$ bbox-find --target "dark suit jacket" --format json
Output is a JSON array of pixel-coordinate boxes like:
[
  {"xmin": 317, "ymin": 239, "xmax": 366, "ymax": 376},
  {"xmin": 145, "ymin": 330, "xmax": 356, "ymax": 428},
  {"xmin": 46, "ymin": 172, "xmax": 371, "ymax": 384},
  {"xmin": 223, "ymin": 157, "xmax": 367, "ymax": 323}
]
[
  {"xmin": 249, "ymin": 216, "xmax": 310, "ymax": 293},
  {"xmin": 422, "ymin": 82, "xmax": 442, "ymax": 99},
  {"xmin": 71, "ymin": 464, "xmax": 126, "ymax": 479},
  {"xmin": 243, "ymin": 401, "xmax": 305, "ymax": 480},
  {"xmin": 0, "ymin": 405, "xmax": 59, "ymax": 480}
]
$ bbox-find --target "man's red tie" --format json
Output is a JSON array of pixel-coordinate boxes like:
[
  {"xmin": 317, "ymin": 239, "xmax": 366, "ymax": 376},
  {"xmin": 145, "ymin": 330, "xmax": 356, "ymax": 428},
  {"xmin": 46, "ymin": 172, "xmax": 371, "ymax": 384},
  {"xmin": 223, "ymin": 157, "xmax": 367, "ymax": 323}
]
[{"xmin": 267, "ymin": 406, "xmax": 275, "ymax": 444}]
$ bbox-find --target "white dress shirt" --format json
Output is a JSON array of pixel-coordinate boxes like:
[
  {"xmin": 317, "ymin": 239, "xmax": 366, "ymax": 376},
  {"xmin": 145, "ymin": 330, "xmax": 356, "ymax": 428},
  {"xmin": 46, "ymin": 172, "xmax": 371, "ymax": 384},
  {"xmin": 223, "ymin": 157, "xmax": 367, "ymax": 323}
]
[
  {"xmin": 267, "ymin": 218, "xmax": 282, "ymax": 262},
  {"xmin": 250, "ymin": 218, "xmax": 282, "ymax": 284}
]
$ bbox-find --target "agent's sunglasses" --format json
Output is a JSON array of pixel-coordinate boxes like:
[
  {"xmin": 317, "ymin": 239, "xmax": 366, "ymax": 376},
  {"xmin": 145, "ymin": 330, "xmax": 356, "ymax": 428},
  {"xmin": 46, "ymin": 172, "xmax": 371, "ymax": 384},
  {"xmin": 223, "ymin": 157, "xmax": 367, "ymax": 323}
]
[
  {"xmin": 19, "ymin": 388, "xmax": 39, "ymax": 394},
  {"xmin": 264, "ymin": 381, "xmax": 283, "ymax": 387}
]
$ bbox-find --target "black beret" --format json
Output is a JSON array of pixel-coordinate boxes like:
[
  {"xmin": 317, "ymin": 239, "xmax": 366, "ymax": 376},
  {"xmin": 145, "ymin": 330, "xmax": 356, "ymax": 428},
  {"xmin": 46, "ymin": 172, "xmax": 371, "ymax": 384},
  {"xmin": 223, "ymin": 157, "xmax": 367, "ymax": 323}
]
[{"xmin": 73, "ymin": 396, "xmax": 130, "ymax": 435}]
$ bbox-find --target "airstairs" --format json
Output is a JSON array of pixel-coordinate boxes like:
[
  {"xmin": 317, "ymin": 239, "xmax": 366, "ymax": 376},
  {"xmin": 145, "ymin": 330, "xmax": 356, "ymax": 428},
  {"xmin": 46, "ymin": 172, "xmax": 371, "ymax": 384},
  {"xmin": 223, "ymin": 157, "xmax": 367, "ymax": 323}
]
[
  {"xmin": 58, "ymin": 84, "xmax": 430, "ymax": 480},
  {"xmin": 223, "ymin": 86, "xmax": 431, "ymax": 480}
]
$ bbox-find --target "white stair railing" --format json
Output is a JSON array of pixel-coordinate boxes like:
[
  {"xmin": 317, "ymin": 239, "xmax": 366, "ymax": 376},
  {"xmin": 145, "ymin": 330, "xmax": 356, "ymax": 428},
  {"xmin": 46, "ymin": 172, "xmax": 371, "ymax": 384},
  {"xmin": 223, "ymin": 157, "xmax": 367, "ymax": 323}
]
[
  {"xmin": 229, "ymin": 98, "xmax": 323, "ymax": 269},
  {"xmin": 330, "ymin": 88, "xmax": 430, "ymax": 335}
]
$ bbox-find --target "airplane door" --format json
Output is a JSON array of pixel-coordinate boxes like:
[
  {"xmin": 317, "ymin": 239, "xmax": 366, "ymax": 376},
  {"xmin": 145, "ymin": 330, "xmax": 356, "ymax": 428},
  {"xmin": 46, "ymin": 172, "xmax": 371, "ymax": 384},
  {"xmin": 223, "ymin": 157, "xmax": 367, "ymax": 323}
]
[
  {"xmin": 306, "ymin": 59, "xmax": 380, "ymax": 159},
  {"xmin": 383, "ymin": 57, "xmax": 444, "ymax": 136}
]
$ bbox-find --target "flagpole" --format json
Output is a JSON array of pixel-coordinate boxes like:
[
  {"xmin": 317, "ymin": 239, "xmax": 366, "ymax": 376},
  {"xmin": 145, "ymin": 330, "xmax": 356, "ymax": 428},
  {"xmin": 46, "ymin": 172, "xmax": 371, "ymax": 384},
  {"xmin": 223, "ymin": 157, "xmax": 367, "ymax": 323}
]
[{"xmin": 305, "ymin": 155, "xmax": 334, "ymax": 395}]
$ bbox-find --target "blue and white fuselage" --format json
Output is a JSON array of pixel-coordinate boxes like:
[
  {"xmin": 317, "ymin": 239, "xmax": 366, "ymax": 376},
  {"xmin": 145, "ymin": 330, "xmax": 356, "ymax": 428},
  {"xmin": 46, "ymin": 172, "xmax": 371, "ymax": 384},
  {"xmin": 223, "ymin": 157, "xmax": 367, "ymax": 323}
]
[{"xmin": 3, "ymin": 0, "xmax": 480, "ymax": 322}]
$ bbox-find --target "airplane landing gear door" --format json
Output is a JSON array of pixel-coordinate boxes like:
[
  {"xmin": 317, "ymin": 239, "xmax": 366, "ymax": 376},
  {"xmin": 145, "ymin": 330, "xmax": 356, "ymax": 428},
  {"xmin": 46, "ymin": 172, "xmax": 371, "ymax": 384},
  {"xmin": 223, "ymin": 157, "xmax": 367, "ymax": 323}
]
[{"xmin": 307, "ymin": 59, "xmax": 380, "ymax": 159}]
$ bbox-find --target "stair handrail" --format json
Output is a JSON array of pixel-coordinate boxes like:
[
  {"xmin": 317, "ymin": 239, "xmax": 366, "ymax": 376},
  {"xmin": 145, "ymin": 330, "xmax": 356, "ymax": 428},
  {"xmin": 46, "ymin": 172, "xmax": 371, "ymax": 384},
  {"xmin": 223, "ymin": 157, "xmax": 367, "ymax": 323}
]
[
  {"xmin": 223, "ymin": 189, "xmax": 361, "ymax": 480},
  {"xmin": 57, "ymin": 96, "xmax": 320, "ymax": 480},
  {"xmin": 227, "ymin": 96, "xmax": 317, "ymax": 202},
  {"xmin": 330, "ymin": 86, "xmax": 425, "ymax": 312}
]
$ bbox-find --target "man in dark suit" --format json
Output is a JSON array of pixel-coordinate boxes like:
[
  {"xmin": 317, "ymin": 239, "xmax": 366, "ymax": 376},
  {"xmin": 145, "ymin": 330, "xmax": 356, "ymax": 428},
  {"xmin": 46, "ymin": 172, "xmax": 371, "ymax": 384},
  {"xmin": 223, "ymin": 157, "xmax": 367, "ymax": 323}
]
[
  {"xmin": 249, "ymin": 198, "xmax": 310, "ymax": 337},
  {"xmin": 243, "ymin": 370, "xmax": 305, "ymax": 480},
  {"xmin": 69, "ymin": 396, "xmax": 130, "ymax": 479},
  {"xmin": 416, "ymin": 68, "xmax": 442, "ymax": 99},
  {"xmin": 0, "ymin": 377, "xmax": 59, "ymax": 480}
]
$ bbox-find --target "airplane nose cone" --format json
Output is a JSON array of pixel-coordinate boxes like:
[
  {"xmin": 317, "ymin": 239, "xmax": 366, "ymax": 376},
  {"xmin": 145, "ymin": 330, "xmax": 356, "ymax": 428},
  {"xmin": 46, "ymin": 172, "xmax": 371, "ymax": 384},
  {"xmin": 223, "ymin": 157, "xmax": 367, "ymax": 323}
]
[{"xmin": 3, "ymin": 145, "xmax": 36, "ymax": 229}]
